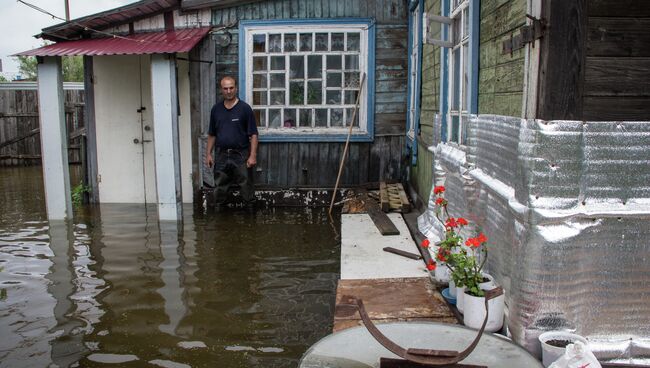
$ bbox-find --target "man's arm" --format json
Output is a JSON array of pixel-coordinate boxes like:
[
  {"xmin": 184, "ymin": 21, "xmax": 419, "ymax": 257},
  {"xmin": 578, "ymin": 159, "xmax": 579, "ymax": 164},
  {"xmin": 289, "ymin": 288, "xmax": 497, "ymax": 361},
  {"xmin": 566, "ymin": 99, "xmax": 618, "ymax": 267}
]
[
  {"xmin": 247, "ymin": 134, "xmax": 258, "ymax": 168},
  {"xmin": 205, "ymin": 135, "xmax": 216, "ymax": 168}
]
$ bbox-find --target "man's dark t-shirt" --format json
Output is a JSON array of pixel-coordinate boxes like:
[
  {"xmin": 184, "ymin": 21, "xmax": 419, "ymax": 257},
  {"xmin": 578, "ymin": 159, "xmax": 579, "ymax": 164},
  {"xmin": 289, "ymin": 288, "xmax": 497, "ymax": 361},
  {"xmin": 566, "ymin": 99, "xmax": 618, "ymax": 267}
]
[{"xmin": 208, "ymin": 100, "xmax": 258, "ymax": 149}]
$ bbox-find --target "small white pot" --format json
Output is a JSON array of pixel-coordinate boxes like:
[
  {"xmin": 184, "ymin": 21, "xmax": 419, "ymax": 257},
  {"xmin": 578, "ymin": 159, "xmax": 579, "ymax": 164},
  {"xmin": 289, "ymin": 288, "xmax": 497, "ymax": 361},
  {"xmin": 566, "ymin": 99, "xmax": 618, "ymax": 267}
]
[
  {"xmin": 462, "ymin": 288, "xmax": 505, "ymax": 332},
  {"xmin": 538, "ymin": 331, "xmax": 588, "ymax": 367},
  {"xmin": 456, "ymin": 286, "xmax": 465, "ymax": 313},
  {"xmin": 434, "ymin": 262, "xmax": 450, "ymax": 283},
  {"xmin": 449, "ymin": 279, "xmax": 457, "ymax": 297}
]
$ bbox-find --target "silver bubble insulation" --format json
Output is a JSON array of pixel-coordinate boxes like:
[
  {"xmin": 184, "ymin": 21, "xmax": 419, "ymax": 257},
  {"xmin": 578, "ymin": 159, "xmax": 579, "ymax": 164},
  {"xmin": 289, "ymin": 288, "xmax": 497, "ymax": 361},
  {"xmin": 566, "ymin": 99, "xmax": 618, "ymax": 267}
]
[{"xmin": 418, "ymin": 114, "xmax": 650, "ymax": 364}]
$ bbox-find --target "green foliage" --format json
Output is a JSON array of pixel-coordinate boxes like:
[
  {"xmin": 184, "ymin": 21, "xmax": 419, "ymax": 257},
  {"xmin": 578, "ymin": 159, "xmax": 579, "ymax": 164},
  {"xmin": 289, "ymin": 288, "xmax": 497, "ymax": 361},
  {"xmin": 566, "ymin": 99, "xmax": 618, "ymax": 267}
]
[
  {"xmin": 71, "ymin": 183, "xmax": 91, "ymax": 207},
  {"xmin": 0, "ymin": 75, "xmax": 8, "ymax": 82},
  {"xmin": 15, "ymin": 55, "xmax": 84, "ymax": 82}
]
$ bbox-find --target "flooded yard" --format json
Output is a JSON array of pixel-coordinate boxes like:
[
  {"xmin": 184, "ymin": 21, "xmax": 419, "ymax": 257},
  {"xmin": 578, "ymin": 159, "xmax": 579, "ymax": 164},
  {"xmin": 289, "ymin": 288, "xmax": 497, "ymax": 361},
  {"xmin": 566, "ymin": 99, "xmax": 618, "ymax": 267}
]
[{"xmin": 0, "ymin": 166, "xmax": 341, "ymax": 368}]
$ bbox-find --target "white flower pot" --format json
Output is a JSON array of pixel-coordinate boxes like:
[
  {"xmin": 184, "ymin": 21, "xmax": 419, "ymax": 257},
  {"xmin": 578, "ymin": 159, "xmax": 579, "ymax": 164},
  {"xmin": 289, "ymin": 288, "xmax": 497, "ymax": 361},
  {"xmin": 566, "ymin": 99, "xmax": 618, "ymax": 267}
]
[
  {"xmin": 455, "ymin": 273, "xmax": 493, "ymax": 314},
  {"xmin": 538, "ymin": 331, "xmax": 588, "ymax": 367},
  {"xmin": 462, "ymin": 289, "xmax": 505, "ymax": 332},
  {"xmin": 434, "ymin": 262, "xmax": 450, "ymax": 283},
  {"xmin": 449, "ymin": 279, "xmax": 457, "ymax": 297}
]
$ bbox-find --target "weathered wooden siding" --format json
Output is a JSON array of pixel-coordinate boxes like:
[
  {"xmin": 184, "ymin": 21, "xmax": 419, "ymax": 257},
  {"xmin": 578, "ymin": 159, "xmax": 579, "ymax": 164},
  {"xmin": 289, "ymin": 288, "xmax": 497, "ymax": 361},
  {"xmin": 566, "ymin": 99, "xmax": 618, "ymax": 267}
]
[
  {"xmin": 0, "ymin": 87, "xmax": 84, "ymax": 166},
  {"xmin": 190, "ymin": 0, "xmax": 409, "ymax": 189},
  {"xmin": 411, "ymin": 0, "xmax": 441, "ymax": 204},
  {"xmin": 478, "ymin": 0, "xmax": 527, "ymax": 116},
  {"xmin": 583, "ymin": 0, "xmax": 650, "ymax": 120}
]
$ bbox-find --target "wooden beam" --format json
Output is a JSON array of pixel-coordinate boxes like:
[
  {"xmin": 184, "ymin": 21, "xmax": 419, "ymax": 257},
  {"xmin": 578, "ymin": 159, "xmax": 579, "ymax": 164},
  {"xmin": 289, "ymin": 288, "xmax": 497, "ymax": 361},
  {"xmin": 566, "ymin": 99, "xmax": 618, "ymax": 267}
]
[
  {"xmin": 83, "ymin": 56, "xmax": 100, "ymax": 203},
  {"xmin": 366, "ymin": 198, "xmax": 400, "ymax": 235},
  {"xmin": 0, "ymin": 127, "xmax": 39, "ymax": 150},
  {"xmin": 536, "ymin": 0, "xmax": 588, "ymax": 120}
]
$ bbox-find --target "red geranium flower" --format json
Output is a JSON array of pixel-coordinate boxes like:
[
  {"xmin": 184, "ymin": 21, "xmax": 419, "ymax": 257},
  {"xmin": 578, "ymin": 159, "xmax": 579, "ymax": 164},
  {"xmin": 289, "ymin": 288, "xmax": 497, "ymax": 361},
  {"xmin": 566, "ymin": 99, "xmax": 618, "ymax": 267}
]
[
  {"xmin": 433, "ymin": 185, "xmax": 446, "ymax": 194},
  {"xmin": 436, "ymin": 249, "xmax": 447, "ymax": 262},
  {"xmin": 421, "ymin": 239, "xmax": 430, "ymax": 248},
  {"xmin": 426, "ymin": 260, "xmax": 436, "ymax": 271},
  {"xmin": 465, "ymin": 237, "xmax": 480, "ymax": 248},
  {"xmin": 457, "ymin": 217, "xmax": 468, "ymax": 226},
  {"xmin": 477, "ymin": 233, "xmax": 488, "ymax": 244},
  {"xmin": 445, "ymin": 217, "xmax": 458, "ymax": 228},
  {"xmin": 435, "ymin": 197, "xmax": 446, "ymax": 206}
]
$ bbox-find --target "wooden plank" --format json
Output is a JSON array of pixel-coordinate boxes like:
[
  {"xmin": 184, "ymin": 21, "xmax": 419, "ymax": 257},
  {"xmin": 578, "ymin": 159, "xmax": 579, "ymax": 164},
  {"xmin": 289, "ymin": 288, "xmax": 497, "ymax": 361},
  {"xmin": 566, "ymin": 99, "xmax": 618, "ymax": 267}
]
[
  {"xmin": 379, "ymin": 182, "xmax": 390, "ymax": 212},
  {"xmin": 366, "ymin": 197, "xmax": 400, "ymax": 235},
  {"xmin": 383, "ymin": 247, "xmax": 421, "ymax": 260},
  {"xmin": 537, "ymin": 0, "xmax": 588, "ymax": 120},
  {"xmin": 287, "ymin": 143, "xmax": 300, "ymax": 187},
  {"xmin": 587, "ymin": 18, "xmax": 650, "ymax": 57},
  {"xmin": 584, "ymin": 57, "xmax": 650, "ymax": 97},
  {"xmin": 583, "ymin": 96, "xmax": 650, "ymax": 121},
  {"xmin": 397, "ymin": 183, "xmax": 411, "ymax": 213},
  {"xmin": 589, "ymin": 0, "xmax": 650, "ymax": 17}
]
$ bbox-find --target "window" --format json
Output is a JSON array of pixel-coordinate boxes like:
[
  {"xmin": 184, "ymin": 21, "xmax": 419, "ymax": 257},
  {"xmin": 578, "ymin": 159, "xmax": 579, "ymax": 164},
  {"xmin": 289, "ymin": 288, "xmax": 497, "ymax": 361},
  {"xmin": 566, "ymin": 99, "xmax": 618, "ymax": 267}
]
[
  {"xmin": 407, "ymin": 1, "xmax": 422, "ymax": 142},
  {"xmin": 447, "ymin": 0, "xmax": 470, "ymax": 144},
  {"xmin": 240, "ymin": 20, "xmax": 375, "ymax": 142}
]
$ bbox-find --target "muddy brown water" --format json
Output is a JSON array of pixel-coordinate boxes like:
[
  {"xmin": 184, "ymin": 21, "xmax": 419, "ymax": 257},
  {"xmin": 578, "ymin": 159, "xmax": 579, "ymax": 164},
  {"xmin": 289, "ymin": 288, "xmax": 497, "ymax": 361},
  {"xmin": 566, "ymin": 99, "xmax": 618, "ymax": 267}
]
[{"xmin": 0, "ymin": 166, "xmax": 341, "ymax": 368}]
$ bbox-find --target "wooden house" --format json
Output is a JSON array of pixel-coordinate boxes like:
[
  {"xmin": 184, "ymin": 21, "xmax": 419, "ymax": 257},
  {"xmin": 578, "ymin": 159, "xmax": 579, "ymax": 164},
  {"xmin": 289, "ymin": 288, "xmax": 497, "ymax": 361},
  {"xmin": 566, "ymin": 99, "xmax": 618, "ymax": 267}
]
[{"xmin": 20, "ymin": 0, "xmax": 411, "ymax": 221}]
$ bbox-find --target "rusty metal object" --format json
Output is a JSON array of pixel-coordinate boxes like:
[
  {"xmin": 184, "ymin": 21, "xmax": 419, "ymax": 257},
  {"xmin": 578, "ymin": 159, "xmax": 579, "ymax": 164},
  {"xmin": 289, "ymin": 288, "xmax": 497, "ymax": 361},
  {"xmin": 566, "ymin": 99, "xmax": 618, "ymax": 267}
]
[{"xmin": 340, "ymin": 287, "xmax": 504, "ymax": 367}]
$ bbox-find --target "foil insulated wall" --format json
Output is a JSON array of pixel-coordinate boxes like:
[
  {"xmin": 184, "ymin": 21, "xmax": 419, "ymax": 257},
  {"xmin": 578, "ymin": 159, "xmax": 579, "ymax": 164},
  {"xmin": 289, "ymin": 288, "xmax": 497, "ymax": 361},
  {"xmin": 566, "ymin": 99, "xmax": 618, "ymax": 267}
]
[{"xmin": 418, "ymin": 115, "xmax": 650, "ymax": 364}]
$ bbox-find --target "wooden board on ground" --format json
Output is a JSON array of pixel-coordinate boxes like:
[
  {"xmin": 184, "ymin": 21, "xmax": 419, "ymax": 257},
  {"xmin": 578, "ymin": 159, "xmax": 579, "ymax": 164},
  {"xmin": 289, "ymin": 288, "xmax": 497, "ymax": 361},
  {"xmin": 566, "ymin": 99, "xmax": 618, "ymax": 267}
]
[
  {"xmin": 333, "ymin": 278, "xmax": 457, "ymax": 332},
  {"xmin": 366, "ymin": 197, "xmax": 400, "ymax": 235}
]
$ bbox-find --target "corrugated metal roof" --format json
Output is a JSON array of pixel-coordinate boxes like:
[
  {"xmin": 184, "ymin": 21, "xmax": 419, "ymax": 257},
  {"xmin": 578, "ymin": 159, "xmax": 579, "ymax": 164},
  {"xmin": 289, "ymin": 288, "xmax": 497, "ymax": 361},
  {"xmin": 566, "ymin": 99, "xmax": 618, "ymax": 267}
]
[
  {"xmin": 15, "ymin": 27, "xmax": 211, "ymax": 57},
  {"xmin": 40, "ymin": 0, "xmax": 180, "ymax": 41}
]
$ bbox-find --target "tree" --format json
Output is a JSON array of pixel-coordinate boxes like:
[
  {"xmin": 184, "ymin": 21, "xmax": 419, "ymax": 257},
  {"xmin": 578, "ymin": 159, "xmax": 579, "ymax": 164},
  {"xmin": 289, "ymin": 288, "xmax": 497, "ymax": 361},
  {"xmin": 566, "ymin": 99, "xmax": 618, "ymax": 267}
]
[{"xmin": 15, "ymin": 55, "xmax": 84, "ymax": 82}]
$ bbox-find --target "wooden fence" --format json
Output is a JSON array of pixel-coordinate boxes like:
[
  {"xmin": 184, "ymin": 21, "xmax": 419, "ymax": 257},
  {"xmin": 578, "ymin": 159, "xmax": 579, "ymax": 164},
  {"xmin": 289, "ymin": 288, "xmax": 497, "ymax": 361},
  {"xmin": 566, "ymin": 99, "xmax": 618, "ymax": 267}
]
[{"xmin": 0, "ymin": 82, "xmax": 85, "ymax": 166}]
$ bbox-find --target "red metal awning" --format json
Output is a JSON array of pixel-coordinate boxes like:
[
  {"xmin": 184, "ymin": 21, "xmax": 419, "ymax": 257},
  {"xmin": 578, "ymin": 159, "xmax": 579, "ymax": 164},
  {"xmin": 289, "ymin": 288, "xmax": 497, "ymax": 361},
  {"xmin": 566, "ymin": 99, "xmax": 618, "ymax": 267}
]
[{"xmin": 15, "ymin": 27, "xmax": 212, "ymax": 57}]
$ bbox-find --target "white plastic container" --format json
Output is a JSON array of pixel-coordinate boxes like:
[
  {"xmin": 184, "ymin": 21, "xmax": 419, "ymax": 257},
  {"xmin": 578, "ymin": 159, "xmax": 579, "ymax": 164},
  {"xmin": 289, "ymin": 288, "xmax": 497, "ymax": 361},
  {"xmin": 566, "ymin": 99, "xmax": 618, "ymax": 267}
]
[
  {"xmin": 462, "ymin": 289, "xmax": 505, "ymax": 332},
  {"xmin": 456, "ymin": 273, "xmax": 494, "ymax": 313},
  {"xmin": 538, "ymin": 331, "xmax": 588, "ymax": 367}
]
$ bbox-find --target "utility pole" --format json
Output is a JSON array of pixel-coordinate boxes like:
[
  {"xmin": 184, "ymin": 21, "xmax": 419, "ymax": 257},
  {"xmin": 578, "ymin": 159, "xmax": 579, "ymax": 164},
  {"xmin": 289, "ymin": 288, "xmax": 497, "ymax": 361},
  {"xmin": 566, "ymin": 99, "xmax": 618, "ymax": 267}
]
[{"xmin": 64, "ymin": 0, "xmax": 70, "ymax": 21}]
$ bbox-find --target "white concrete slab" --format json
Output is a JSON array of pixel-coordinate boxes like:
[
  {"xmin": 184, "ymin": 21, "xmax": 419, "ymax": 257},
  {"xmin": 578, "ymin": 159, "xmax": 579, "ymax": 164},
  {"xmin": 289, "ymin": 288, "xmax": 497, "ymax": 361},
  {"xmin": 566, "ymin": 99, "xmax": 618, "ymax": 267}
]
[{"xmin": 341, "ymin": 213, "xmax": 428, "ymax": 280}]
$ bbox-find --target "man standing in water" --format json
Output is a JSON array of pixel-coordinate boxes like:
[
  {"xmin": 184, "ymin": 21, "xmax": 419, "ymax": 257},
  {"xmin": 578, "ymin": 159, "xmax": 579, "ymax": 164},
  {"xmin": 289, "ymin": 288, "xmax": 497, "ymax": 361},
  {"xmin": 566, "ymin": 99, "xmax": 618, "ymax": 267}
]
[{"xmin": 204, "ymin": 76, "xmax": 259, "ymax": 207}]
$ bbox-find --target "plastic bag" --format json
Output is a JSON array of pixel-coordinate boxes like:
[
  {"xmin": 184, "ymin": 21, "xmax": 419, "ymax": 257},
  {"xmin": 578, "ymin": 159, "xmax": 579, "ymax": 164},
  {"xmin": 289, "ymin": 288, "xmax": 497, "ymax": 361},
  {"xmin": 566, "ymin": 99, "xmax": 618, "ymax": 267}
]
[{"xmin": 548, "ymin": 341, "xmax": 601, "ymax": 368}]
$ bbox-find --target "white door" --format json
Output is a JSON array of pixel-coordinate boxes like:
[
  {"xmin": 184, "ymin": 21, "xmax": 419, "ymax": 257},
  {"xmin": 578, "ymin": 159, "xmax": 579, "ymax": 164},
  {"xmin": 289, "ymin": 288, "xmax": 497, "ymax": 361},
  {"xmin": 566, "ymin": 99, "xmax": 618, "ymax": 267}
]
[{"xmin": 94, "ymin": 55, "xmax": 157, "ymax": 203}]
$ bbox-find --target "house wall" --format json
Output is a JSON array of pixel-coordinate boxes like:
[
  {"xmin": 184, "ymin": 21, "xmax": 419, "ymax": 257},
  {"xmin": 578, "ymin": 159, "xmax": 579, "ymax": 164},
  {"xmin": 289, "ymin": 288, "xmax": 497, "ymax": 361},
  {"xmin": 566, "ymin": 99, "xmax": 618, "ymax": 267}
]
[
  {"xmin": 410, "ymin": 0, "xmax": 441, "ymax": 204},
  {"xmin": 93, "ymin": 55, "xmax": 193, "ymax": 203},
  {"xmin": 190, "ymin": 0, "xmax": 410, "ymax": 188},
  {"xmin": 477, "ymin": 0, "xmax": 527, "ymax": 117}
]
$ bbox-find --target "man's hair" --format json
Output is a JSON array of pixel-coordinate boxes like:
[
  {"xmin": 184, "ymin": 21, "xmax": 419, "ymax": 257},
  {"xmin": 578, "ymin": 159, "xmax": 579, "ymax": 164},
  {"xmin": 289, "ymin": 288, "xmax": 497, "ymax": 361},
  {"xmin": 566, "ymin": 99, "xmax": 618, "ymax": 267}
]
[{"xmin": 220, "ymin": 76, "xmax": 237, "ymax": 86}]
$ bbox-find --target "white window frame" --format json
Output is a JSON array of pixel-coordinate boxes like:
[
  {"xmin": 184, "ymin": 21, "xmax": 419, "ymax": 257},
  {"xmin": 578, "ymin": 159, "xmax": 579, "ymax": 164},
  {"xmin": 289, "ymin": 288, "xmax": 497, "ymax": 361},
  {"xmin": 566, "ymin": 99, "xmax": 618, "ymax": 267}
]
[
  {"xmin": 407, "ymin": 2, "xmax": 421, "ymax": 142},
  {"xmin": 447, "ymin": 0, "xmax": 470, "ymax": 144},
  {"xmin": 242, "ymin": 23, "xmax": 370, "ymax": 137}
]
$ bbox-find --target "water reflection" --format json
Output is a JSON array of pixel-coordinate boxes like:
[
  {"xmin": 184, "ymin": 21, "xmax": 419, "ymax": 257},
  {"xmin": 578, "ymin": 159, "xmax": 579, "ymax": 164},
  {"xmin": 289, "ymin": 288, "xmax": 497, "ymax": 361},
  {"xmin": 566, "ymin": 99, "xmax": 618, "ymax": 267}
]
[{"xmin": 0, "ymin": 167, "xmax": 340, "ymax": 368}]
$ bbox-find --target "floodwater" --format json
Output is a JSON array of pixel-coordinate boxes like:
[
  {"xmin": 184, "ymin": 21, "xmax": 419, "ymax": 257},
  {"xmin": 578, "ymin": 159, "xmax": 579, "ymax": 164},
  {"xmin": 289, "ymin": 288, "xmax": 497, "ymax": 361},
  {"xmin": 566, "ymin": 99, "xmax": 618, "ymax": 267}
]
[{"xmin": 0, "ymin": 166, "xmax": 341, "ymax": 368}]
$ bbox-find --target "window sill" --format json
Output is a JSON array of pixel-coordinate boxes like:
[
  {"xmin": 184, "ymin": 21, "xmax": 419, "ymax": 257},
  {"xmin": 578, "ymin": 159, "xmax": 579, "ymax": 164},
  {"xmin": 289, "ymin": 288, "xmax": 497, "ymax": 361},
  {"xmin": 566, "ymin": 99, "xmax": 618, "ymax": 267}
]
[{"xmin": 258, "ymin": 128, "xmax": 373, "ymax": 142}]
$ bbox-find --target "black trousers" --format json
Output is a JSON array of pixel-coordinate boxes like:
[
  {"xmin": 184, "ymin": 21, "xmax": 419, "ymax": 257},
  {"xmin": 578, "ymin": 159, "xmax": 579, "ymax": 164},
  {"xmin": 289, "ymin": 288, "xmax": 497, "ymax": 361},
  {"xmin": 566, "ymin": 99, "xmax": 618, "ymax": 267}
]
[{"xmin": 213, "ymin": 147, "xmax": 255, "ymax": 204}]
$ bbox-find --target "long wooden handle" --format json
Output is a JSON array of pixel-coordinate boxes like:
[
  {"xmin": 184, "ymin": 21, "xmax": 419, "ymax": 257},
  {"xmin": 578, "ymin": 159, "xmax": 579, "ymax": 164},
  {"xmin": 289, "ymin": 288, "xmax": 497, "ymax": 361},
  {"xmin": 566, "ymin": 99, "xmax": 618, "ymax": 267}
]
[{"xmin": 329, "ymin": 73, "xmax": 367, "ymax": 215}]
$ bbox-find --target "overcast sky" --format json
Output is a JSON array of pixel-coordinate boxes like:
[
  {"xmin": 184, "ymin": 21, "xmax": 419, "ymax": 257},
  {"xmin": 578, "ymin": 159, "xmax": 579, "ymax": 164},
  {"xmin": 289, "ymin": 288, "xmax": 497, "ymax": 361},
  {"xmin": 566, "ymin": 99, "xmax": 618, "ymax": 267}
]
[{"xmin": 0, "ymin": 0, "xmax": 138, "ymax": 73}]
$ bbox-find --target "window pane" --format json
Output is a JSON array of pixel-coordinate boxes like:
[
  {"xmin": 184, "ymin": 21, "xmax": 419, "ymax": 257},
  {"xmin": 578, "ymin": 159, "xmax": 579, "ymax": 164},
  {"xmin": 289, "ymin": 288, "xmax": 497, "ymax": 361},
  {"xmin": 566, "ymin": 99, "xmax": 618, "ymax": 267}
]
[
  {"xmin": 327, "ymin": 55, "xmax": 342, "ymax": 70},
  {"xmin": 284, "ymin": 33, "xmax": 297, "ymax": 52},
  {"xmin": 326, "ymin": 90, "xmax": 341, "ymax": 104},
  {"xmin": 290, "ymin": 82, "xmax": 304, "ymax": 105},
  {"xmin": 345, "ymin": 55, "xmax": 359, "ymax": 70},
  {"xmin": 347, "ymin": 33, "xmax": 360, "ymax": 51},
  {"xmin": 270, "ymin": 90, "xmax": 285, "ymax": 105},
  {"xmin": 300, "ymin": 108, "xmax": 312, "ymax": 127},
  {"xmin": 253, "ymin": 34, "xmax": 266, "ymax": 52},
  {"xmin": 253, "ymin": 109, "xmax": 265, "ymax": 127},
  {"xmin": 453, "ymin": 17, "xmax": 461, "ymax": 44},
  {"xmin": 331, "ymin": 108, "xmax": 343, "ymax": 126},
  {"xmin": 253, "ymin": 91, "xmax": 267, "ymax": 105},
  {"xmin": 253, "ymin": 74, "xmax": 267, "ymax": 88},
  {"xmin": 462, "ymin": 44, "xmax": 468, "ymax": 110},
  {"xmin": 290, "ymin": 56, "xmax": 304, "ymax": 79},
  {"xmin": 269, "ymin": 34, "xmax": 282, "ymax": 53},
  {"xmin": 269, "ymin": 109, "xmax": 281, "ymax": 128},
  {"xmin": 346, "ymin": 108, "xmax": 359, "ymax": 127},
  {"xmin": 453, "ymin": 48, "xmax": 460, "ymax": 110},
  {"xmin": 253, "ymin": 56, "xmax": 267, "ymax": 71},
  {"xmin": 315, "ymin": 33, "xmax": 328, "ymax": 51},
  {"xmin": 327, "ymin": 72, "xmax": 342, "ymax": 88},
  {"xmin": 463, "ymin": 8, "xmax": 469, "ymax": 38},
  {"xmin": 283, "ymin": 109, "xmax": 296, "ymax": 127},
  {"xmin": 307, "ymin": 81, "xmax": 322, "ymax": 104},
  {"xmin": 307, "ymin": 55, "xmax": 322, "ymax": 78},
  {"xmin": 270, "ymin": 73, "xmax": 285, "ymax": 88},
  {"xmin": 451, "ymin": 115, "xmax": 460, "ymax": 143},
  {"xmin": 270, "ymin": 56, "xmax": 285, "ymax": 70},
  {"xmin": 331, "ymin": 33, "xmax": 344, "ymax": 51},
  {"xmin": 300, "ymin": 33, "xmax": 312, "ymax": 51},
  {"xmin": 315, "ymin": 108, "xmax": 328, "ymax": 127},
  {"xmin": 344, "ymin": 90, "xmax": 358, "ymax": 104},
  {"xmin": 344, "ymin": 72, "xmax": 360, "ymax": 88}
]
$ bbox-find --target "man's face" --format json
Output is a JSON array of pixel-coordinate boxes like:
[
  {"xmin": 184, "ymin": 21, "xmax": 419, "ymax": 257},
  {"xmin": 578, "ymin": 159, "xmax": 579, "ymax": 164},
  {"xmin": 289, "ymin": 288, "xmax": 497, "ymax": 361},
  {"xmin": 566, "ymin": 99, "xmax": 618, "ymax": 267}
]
[{"xmin": 221, "ymin": 79, "xmax": 237, "ymax": 101}]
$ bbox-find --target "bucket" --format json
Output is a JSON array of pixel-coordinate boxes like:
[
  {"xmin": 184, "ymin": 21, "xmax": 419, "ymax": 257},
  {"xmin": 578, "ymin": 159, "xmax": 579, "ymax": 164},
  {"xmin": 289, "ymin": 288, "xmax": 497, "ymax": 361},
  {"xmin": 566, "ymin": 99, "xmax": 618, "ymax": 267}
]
[{"xmin": 538, "ymin": 331, "xmax": 588, "ymax": 367}]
